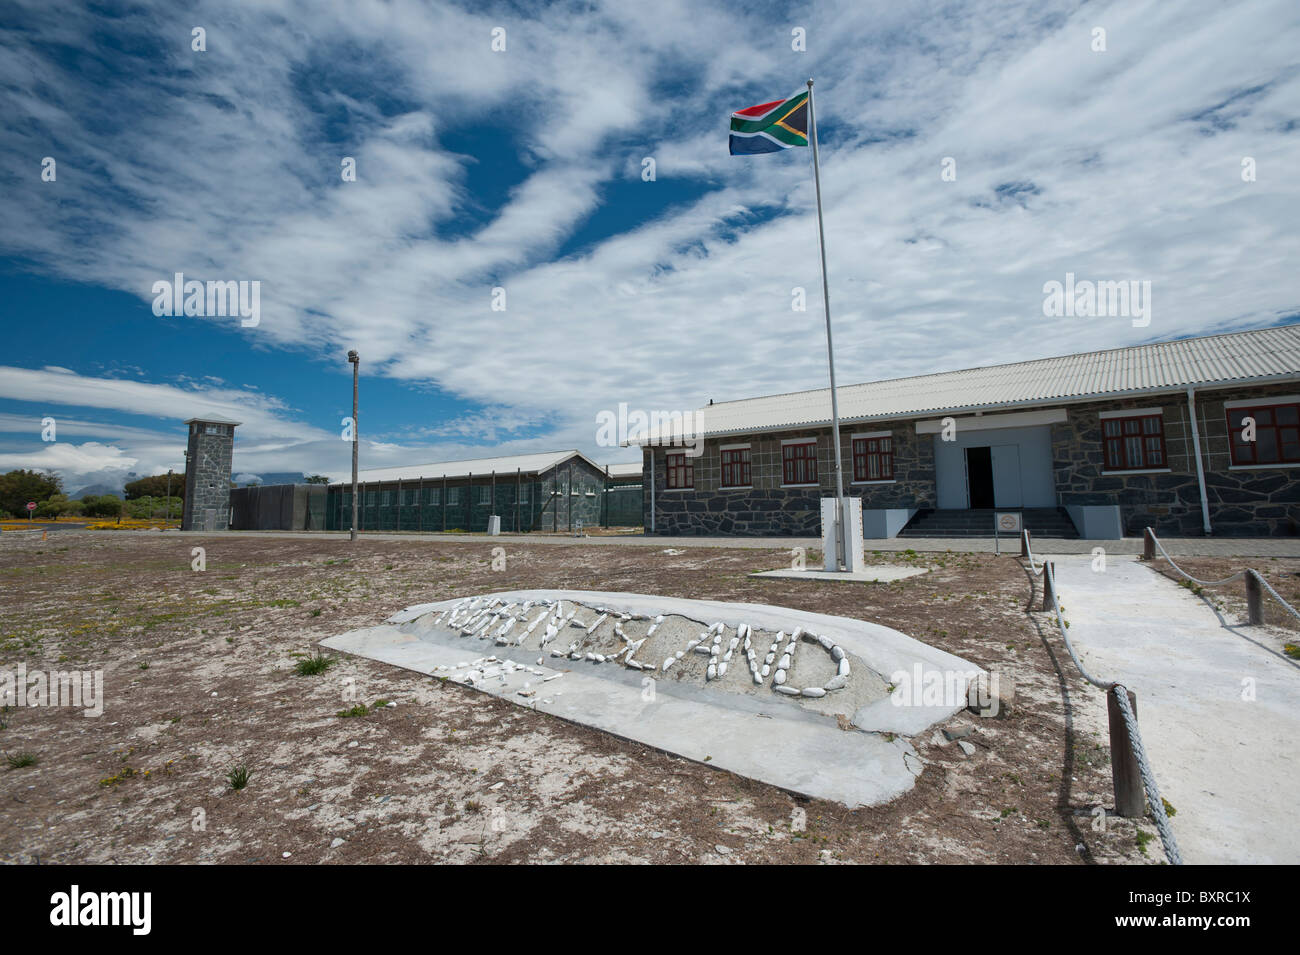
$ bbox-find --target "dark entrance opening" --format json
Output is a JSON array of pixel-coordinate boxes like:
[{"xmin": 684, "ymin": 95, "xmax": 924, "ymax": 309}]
[{"xmin": 966, "ymin": 446, "xmax": 994, "ymax": 508}]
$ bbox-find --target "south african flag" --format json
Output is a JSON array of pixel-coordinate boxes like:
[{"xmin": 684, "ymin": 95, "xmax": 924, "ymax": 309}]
[{"xmin": 729, "ymin": 89, "xmax": 809, "ymax": 155}]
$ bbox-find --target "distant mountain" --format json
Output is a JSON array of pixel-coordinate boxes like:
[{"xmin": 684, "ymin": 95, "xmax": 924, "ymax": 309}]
[{"xmin": 72, "ymin": 482, "xmax": 126, "ymax": 500}]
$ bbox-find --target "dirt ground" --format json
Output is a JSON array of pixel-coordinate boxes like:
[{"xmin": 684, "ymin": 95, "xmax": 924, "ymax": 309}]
[{"xmin": 0, "ymin": 531, "xmax": 1163, "ymax": 864}]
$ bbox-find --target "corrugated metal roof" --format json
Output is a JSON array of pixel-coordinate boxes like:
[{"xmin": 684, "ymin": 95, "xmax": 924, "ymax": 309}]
[
  {"xmin": 650, "ymin": 323, "xmax": 1300, "ymax": 440},
  {"xmin": 341, "ymin": 450, "xmax": 598, "ymax": 484},
  {"xmin": 602, "ymin": 461, "xmax": 643, "ymax": 478}
]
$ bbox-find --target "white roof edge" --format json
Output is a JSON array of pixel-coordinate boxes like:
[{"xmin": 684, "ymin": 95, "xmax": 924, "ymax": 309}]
[{"xmin": 634, "ymin": 369, "xmax": 1300, "ymax": 443}]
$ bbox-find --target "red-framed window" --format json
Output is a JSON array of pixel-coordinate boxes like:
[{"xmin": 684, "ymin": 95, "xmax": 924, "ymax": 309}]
[
  {"xmin": 1102, "ymin": 414, "xmax": 1166, "ymax": 471},
  {"xmin": 852, "ymin": 435, "xmax": 894, "ymax": 481},
  {"xmin": 1227, "ymin": 402, "xmax": 1300, "ymax": 466},
  {"xmin": 720, "ymin": 447, "xmax": 751, "ymax": 487},
  {"xmin": 782, "ymin": 441, "xmax": 818, "ymax": 485},
  {"xmin": 665, "ymin": 452, "xmax": 693, "ymax": 489}
]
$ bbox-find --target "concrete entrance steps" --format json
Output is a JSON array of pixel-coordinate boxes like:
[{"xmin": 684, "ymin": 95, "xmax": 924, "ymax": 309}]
[{"xmin": 898, "ymin": 507, "xmax": 1079, "ymax": 538}]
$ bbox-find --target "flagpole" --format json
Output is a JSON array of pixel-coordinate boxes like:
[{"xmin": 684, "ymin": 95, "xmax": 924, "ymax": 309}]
[{"xmin": 806, "ymin": 77, "xmax": 849, "ymax": 571}]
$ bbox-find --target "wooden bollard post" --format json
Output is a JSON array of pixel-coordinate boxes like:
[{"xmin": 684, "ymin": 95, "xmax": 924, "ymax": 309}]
[
  {"xmin": 1041, "ymin": 561, "xmax": 1055, "ymax": 611},
  {"xmin": 1020, "ymin": 528, "xmax": 1031, "ymax": 558},
  {"xmin": 1141, "ymin": 527, "xmax": 1156, "ymax": 561},
  {"xmin": 1108, "ymin": 686, "xmax": 1146, "ymax": 818},
  {"xmin": 1245, "ymin": 572, "xmax": 1263, "ymax": 625}
]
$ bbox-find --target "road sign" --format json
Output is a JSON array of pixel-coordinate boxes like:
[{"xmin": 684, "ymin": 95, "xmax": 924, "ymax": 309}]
[
  {"xmin": 26, "ymin": 501, "xmax": 36, "ymax": 512},
  {"xmin": 996, "ymin": 512, "xmax": 1022, "ymax": 533}
]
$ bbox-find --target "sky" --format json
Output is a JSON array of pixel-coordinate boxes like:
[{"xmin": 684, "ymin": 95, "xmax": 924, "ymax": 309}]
[{"xmin": 1, "ymin": 0, "xmax": 1297, "ymax": 493}]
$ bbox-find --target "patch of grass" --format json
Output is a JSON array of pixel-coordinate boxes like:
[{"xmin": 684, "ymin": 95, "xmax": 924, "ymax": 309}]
[
  {"xmin": 1135, "ymin": 829, "xmax": 1154, "ymax": 855},
  {"xmin": 227, "ymin": 764, "xmax": 251, "ymax": 790},
  {"xmin": 295, "ymin": 654, "xmax": 336, "ymax": 676},
  {"xmin": 6, "ymin": 751, "xmax": 38, "ymax": 769},
  {"xmin": 1284, "ymin": 643, "xmax": 1300, "ymax": 660},
  {"xmin": 138, "ymin": 661, "xmax": 150, "ymax": 670},
  {"xmin": 1161, "ymin": 797, "xmax": 1177, "ymax": 818},
  {"xmin": 310, "ymin": 608, "xmax": 322, "ymax": 617},
  {"xmin": 464, "ymin": 800, "xmax": 483, "ymax": 813},
  {"xmin": 337, "ymin": 704, "xmax": 369, "ymax": 718}
]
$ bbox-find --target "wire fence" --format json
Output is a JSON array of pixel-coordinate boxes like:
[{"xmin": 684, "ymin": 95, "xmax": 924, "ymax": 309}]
[{"xmin": 1021, "ymin": 531, "xmax": 1183, "ymax": 865}]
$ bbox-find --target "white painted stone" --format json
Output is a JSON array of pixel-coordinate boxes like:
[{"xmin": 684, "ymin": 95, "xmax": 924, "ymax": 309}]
[
  {"xmin": 802, "ymin": 687, "xmax": 827, "ymax": 698},
  {"xmin": 765, "ymin": 652, "xmax": 775, "ymax": 665},
  {"xmin": 778, "ymin": 653, "xmax": 791, "ymax": 670},
  {"xmin": 832, "ymin": 646, "xmax": 845, "ymax": 661},
  {"xmin": 838, "ymin": 658, "xmax": 851, "ymax": 677},
  {"xmin": 774, "ymin": 669, "xmax": 786, "ymax": 684},
  {"xmin": 774, "ymin": 685, "xmax": 800, "ymax": 696},
  {"xmin": 824, "ymin": 675, "xmax": 848, "ymax": 691},
  {"xmin": 707, "ymin": 663, "xmax": 717, "ymax": 681},
  {"xmin": 718, "ymin": 662, "xmax": 728, "ymax": 677}
]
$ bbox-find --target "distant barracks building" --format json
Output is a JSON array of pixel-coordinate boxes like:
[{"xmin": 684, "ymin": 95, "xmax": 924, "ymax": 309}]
[{"xmin": 640, "ymin": 324, "xmax": 1300, "ymax": 539}]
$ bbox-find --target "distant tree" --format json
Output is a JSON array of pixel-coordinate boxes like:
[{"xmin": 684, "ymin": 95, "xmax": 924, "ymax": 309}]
[
  {"xmin": 35, "ymin": 493, "xmax": 82, "ymax": 518},
  {"xmin": 124, "ymin": 473, "xmax": 185, "ymax": 500},
  {"xmin": 81, "ymin": 494, "xmax": 124, "ymax": 518},
  {"xmin": 0, "ymin": 469, "xmax": 62, "ymax": 516},
  {"xmin": 304, "ymin": 474, "xmax": 330, "ymax": 485}
]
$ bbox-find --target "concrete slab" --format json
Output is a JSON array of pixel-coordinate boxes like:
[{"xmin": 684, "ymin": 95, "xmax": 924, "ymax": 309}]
[
  {"xmin": 749, "ymin": 566, "xmax": 928, "ymax": 584},
  {"xmin": 1050, "ymin": 555, "xmax": 1300, "ymax": 864},
  {"xmin": 322, "ymin": 590, "xmax": 980, "ymax": 808}
]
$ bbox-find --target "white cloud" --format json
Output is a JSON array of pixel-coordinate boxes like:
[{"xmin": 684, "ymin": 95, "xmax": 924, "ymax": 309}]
[{"xmin": 1, "ymin": 0, "xmax": 1298, "ymax": 492}]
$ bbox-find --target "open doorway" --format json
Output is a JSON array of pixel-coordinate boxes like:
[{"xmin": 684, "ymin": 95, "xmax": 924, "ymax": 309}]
[{"xmin": 965, "ymin": 447, "xmax": 994, "ymax": 508}]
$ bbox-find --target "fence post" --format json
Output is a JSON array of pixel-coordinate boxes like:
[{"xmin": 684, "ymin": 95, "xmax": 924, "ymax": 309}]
[
  {"xmin": 1107, "ymin": 686, "xmax": 1146, "ymax": 818},
  {"xmin": 1041, "ymin": 561, "xmax": 1055, "ymax": 611},
  {"xmin": 1142, "ymin": 526, "xmax": 1156, "ymax": 561},
  {"xmin": 1020, "ymin": 528, "xmax": 1031, "ymax": 558},
  {"xmin": 1245, "ymin": 571, "xmax": 1263, "ymax": 625}
]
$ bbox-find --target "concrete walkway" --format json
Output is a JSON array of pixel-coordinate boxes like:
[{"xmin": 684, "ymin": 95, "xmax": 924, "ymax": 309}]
[
  {"xmin": 1049, "ymin": 554, "xmax": 1300, "ymax": 864},
  {"xmin": 102, "ymin": 527, "xmax": 1300, "ymax": 558}
]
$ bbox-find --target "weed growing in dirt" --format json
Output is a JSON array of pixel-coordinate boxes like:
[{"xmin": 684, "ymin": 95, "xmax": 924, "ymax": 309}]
[
  {"xmin": 227, "ymin": 764, "xmax": 251, "ymax": 790},
  {"xmin": 295, "ymin": 654, "xmax": 336, "ymax": 676},
  {"xmin": 6, "ymin": 751, "xmax": 38, "ymax": 769},
  {"xmin": 337, "ymin": 704, "xmax": 369, "ymax": 718}
]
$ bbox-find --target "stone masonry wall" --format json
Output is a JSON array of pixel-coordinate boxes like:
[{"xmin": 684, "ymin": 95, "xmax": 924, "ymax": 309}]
[
  {"xmin": 644, "ymin": 424, "xmax": 936, "ymax": 536},
  {"xmin": 182, "ymin": 424, "xmax": 235, "ymax": 531},
  {"xmin": 1054, "ymin": 385, "xmax": 1300, "ymax": 536}
]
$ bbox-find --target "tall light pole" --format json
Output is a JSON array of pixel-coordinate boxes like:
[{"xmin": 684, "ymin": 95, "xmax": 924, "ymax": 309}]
[
  {"xmin": 166, "ymin": 468, "xmax": 173, "ymax": 523},
  {"xmin": 348, "ymin": 349, "xmax": 360, "ymax": 542}
]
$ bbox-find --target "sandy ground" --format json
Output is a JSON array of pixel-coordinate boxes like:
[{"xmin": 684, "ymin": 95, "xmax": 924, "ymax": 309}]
[{"xmin": 0, "ymin": 531, "xmax": 1161, "ymax": 864}]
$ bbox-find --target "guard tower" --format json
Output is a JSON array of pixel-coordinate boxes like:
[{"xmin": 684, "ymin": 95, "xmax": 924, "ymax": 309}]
[{"xmin": 182, "ymin": 416, "xmax": 241, "ymax": 531}]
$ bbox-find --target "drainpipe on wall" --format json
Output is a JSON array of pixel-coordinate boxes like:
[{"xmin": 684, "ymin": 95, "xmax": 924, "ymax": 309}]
[{"xmin": 1187, "ymin": 386, "xmax": 1212, "ymax": 536}]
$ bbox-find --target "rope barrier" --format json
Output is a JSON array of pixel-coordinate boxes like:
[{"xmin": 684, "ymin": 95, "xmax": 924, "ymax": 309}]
[
  {"xmin": 1111, "ymin": 684, "xmax": 1183, "ymax": 865},
  {"xmin": 1148, "ymin": 530, "xmax": 1300, "ymax": 624},
  {"xmin": 1021, "ymin": 534, "xmax": 1183, "ymax": 865}
]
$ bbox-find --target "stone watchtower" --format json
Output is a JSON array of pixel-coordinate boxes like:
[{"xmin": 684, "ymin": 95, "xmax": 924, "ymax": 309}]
[{"xmin": 181, "ymin": 416, "xmax": 241, "ymax": 531}]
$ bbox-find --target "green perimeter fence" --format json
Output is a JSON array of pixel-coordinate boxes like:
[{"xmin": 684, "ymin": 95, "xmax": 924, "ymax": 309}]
[{"xmin": 324, "ymin": 477, "xmax": 642, "ymax": 533}]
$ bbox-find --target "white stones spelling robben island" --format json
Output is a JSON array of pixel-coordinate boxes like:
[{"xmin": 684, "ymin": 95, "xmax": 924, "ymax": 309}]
[{"xmin": 426, "ymin": 595, "xmax": 851, "ymax": 702}]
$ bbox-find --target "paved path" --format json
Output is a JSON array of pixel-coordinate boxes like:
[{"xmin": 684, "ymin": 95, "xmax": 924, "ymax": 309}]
[
  {"xmin": 1050, "ymin": 554, "xmax": 1300, "ymax": 864},
  {"xmin": 63, "ymin": 528, "xmax": 1300, "ymax": 559}
]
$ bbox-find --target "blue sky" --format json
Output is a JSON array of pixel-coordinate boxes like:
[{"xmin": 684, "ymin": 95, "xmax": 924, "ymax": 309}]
[{"xmin": 1, "ymin": 0, "xmax": 1298, "ymax": 492}]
